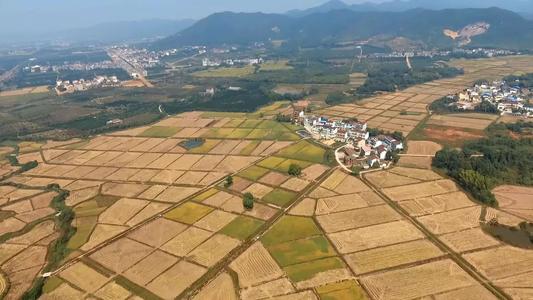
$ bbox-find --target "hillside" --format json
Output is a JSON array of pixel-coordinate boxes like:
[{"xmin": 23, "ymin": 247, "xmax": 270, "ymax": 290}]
[{"xmin": 154, "ymin": 8, "xmax": 533, "ymax": 50}]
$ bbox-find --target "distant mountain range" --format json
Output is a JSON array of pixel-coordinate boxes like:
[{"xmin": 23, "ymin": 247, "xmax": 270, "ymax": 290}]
[
  {"xmin": 154, "ymin": 7, "xmax": 533, "ymax": 50},
  {"xmin": 287, "ymin": 0, "xmax": 533, "ymax": 19}
]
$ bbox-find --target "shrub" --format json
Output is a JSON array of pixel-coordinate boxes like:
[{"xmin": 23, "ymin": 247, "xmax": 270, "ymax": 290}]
[
  {"xmin": 243, "ymin": 192, "xmax": 254, "ymax": 210},
  {"xmin": 288, "ymin": 164, "xmax": 302, "ymax": 176}
]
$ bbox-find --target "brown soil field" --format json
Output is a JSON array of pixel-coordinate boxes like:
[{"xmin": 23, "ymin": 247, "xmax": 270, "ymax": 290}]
[
  {"xmin": 123, "ymin": 250, "xmax": 179, "ymax": 286},
  {"xmin": 126, "ymin": 202, "xmax": 171, "ymax": 227},
  {"xmin": 360, "ymin": 259, "xmax": 478, "ymax": 300},
  {"xmin": 432, "ymin": 285, "xmax": 497, "ymax": 300},
  {"xmin": 417, "ymin": 206, "xmax": 482, "ymax": 235},
  {"xmin": 317, "ymin": 205, "xmax": 401, "ymax": 233},
  {"xmin": 149, "ymin": 139, "xmax": 181, "ymax": 153},
  {"xmin": 398, "ymin": 156, "xmax": 433, "ymax": 169},
  {"xmin": 289, "ymin": 198, "xmax": 316, "ymax": 217},
  {"xmin": 260, "ymin": 142, "xmax": 294, "ymax": 157},
  {"xmin": 124, "ymin": 153, "xmax": 162, "ymax": 168},
  {"xmin": 399, "ymin": 191, "xmax": 476, "ymax": 217},
  {"xmin": 203, "ymin": 191, "xmax": 234, "ymax": 207},
  {"xmin": 259, "ymin": 172, "xmax": 289, "ymax": 186},
  {"xmin": 137, "ymin": 185, "xmax": 167, "ymax": 200},
  {"xmin": 295, "ymin": 268, "xmax": 352, "ymax": 290},
  {"xmin": 439, "ymin": 228, "xmax": 501, "ymax": 253},
  {"xmin": 129, "ymin": 218, "xmax": 187, "ymax": 248},
  {"xmin": 216, "ymin": 156, "xmax": 259, "ymax": 173},
  {"xmin": 251, "ymin": 141, "xmax": 275, "ymax": 156},
  {"xmin": 85, "ymin": 151, "xmax": 123, "ymax": 166},
  {"xmin": 155, "ymin": 186, "xmax": 201, "ymax": 203},
  {"xmin": 345, "ymin": 240, "xmax": 444, "ymax": 275},
  {"xmin": 301, "ymin": 164, "xmax": 329, "ymax": 181},
  {"xmin": 0, "ymin": 218, "xmax": 26, "ymax": 235},
  {"xmin": 210, "ymin": 140, "xmax": 241, "ymax": 154},
  {"xmin": 80, "ymin": 224, "xmax": 128, "ymax": 251},
  {"xmin": 62, "ymin": 166, "xmax": 98, "ymax": 179},
  {"xmin": 188, "ymin": 234, "xmax": 241, "ymax": 267},
  {"xmin": 85, "ymin": 167, "xmax": 119, "ymax": 180},
  {"xmin": 240, "ymin": 278, "xmax": 295, "ymax": 300},
  {"xmin": 194, "ymin": 210, "xmax": 237, "ymax": 232},
  {"xmin": 464, "ymin": 246, "xmax": 533, "ymax": 280},
  {"xmin": 365, "ymin": 171, "xmax": 421, "ymax": 188},
  {"xmin": 426, "ymin": 115, "xmax": 493, "ymax": 130},
  {"xmin": 130, "ymin": 138, "xmax": 165, "ymax": 152},
  {"xmin": 6, "ymin": 220, "xmax": 54, "ymax": 245},
  {"xmin": 17, "ymin": 207, "xmax": 55, "ymax": 223},
  {"xmin": 406, "ymin": 141, "xmax": 442, "ymax": 155},
  {"xmin": 229, "ymin": 242, "xmax": 284, "ymax": 288},
  {"xmin": 146, "ymin": 260, "xmax": 206, "ymax": 299},
  {"xmin": 59, "ymin": 262, "xmax": 109, "ymax": 293},
  {"xmin": 40, "ymin": 283, "xmax": 85, "ymax": 299},
  {"xmin": 105, "ymin": 168, "xmax": 139, "ymax": 181},
  {"xmin": 90, "ymin": 238, "xmax": 154, "ymax": 273},
  {"xmin": 423, "ymin": 126, "xmax": 485, "ymax": 144},
  {"xmin": 200, "ymin": 172, "xmax": 227, "ymax": 186},
  {"xmin": 3, "ymin": 245, "xmax": 47, "ymax": 273},
  {"xmin": 230, "ymin": 140, "xmax": 253, "ymax": 155},
  {"xmin": 328, "ymin": 221, "xmax": 425, "ymax": 254},
  {"xmin": 244, "ymin": 183, "xmax": 274, "ymax": 199},
  {"xmin": 315, "ymin": 194, "xmax": 370, "ymax": 215},
  {"xmin": 229, "ymin": 177, "xmax": 254, "ymax": 192},
  {"xmin": 493, "ymin": 185, "xmax": 533, "ymax": 220},
  {"xmin": 161, "ymin": 227, "xmax": 213, "ymax": 257},
  {"xmin": 382, "ymin": 179, "xmax": 458, "ymax": 202},
  {"xmin": 151, "ymin": 170, "xmax": 185, "ymax": 184},
  {"xmin": 243, "ymin": 203, "xmax": 277, "ymax": 220},
  {"xmin": 128, "ymin": 169, "xmax": 160, "ymax": 182},
  {"xmin": 99, "ymin": 198, "xmax": 149, "ymax": 225},
  {"xmin": 193, "ymin": 272, "xmax": 237, "ymax": 300},
  {"xmin": 94, "ymin": 281, "xmax": 132, "ymax": 300},
  {"xmin": 281, "ymin": 178, "xmax": 310, "ymax": 192},
  {"xmin": 191, "ymin": 155, "xmax": 225, "ymax": 171},
  {"xmin": 388, "ymin": 167, "xmax": 442, "ymax": 181},
  {"xmin": 101, "ymin": 183, "xmax": 149, "ymax": 198},
  {"xmin": 174, "ymin": 171, "xmax": 207, "ymax": 185}
]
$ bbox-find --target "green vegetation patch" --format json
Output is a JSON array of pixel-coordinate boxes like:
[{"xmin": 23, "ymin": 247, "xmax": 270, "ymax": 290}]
[
  {"xmin": 256, "ymin": 120, "xmax": 288, "ymax": 130},
  {"xmin": 239, "ymin": 166, "xmax": 270, "ymax": 181},
  {"xmin": 266, "ymin": 236, "xmax": 337, "ymax": 266},
  {"xmin": 201, "ymin": 128, "xmax": 235, "ymax": 139},
  {"xmin": 220, "ymin": 216, "xmax": 265, "ymax": 240},
  {"xmin": 42, "ymin": 276, "xmax": 64, "ymax": 294},
  {"xmin": 316, "ymin": 280, "xmax": 368, "ymax": 300},
  {"xmin": 239, "ymin": 141, "xmax": 261, "ymax": 155},
  {"xmin": 67, "ymin": 216, "xmax": 97, "ymax": 250},
  {"xmin": 262, "ymin": 216, "xmax": 322, "ymax": 246},
  {"xmin": 277, "ymin": 140, "xmax": 326, "ymax": 163},
  {"xmin": 188, "ymin": 139, "xmax": 220, "ymax": 154},
  {"xmin": 246, "ymin": 129, "xmax": 272, "ymax": 139},
  {"xmin": 227, "ymin": 128, "xmax": 253, "ymax": 139},
  {"xmin": 73, "ymin": 195, "xmax": 120, "ymax": 218},
  {"xmin": 260, "ymin": 60, "xmax": 293, "ymax": 72},
  {"xmin": 192, "ymin": 188, "xmax": 220, "ymax": 202},
  {"xmin": 284, "ymin": 257, "xmax": 345, "ymax": 282},
  {"xmin": 262, "ymin": 189, "xmax": 298, "ymax": 207},
  {"xmin": 139, "ymin": 126, "xmax": 180, "ymax": 138},
  {"xmin": 164, "ymin": 202, "xmax": 214, "ymax": 224},
  {"xmin": 257, "ymin": 157, "xmax": 286, "ymax": 170},
  {"xmin": 239, "ymin": 119, "xmax": 263, "ymax": 128},
  {"xmin": 275, "ymin": 159, "xmax": 313, "ymax": 173},
  {"xmin": 115, "ymin": 275, "xmax": 163, "ymax": 300},
  {"xmin": 224, "ymin": 118, "xmax": 246, "ymax": 128},
  {"xmin": 192, "ymin": 66, "xmax": 255, "ymax": 78}
]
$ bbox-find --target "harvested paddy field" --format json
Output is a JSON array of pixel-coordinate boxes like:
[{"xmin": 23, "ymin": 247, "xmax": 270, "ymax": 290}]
[
  {"xmin": 493, "ymin": 185, "xmax": 533, "ymax": 221},
  {"xmin": 406, "ymin": 140, "xmax": 442, "ymax": 155}
]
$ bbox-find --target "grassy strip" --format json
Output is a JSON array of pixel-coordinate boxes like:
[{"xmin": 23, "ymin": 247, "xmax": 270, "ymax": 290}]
[
  {"xmin": 115, "ymin": 275, "xmax": 163, "ymax": 300},
  {"xmin": 21, "ymin": 185, "xmax": 75, "ymax": 300}
]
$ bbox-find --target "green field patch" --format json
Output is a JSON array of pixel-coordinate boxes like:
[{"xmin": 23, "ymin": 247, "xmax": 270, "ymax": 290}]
[
  {"xmin": 256, "ymin": 120, "xmax": 288, "ymax": 130},
  {"xmin": 316, "ymin": 280, "xmax": 368, "ymax": 300},
  {"xmin": 275, "ymin": 159, "xmax": 313, "ymax": 173},
  {"xmin": 139, "ymin": 126, "xmax": 180, "ymax": 138},
  {"xmin": 277, "ymin": 140, "xmax": 326, "ymax": 163},
  {"xmin": 257, "ymin": 157, "xmax": 286, "ymax": 170},
  {"xmin": 115, "ymin": 276, "xmax": 163, "ymax": 300},
  {"xmin": 42, "ymin": 276, "xmax": 64, "ymax": 294},
  {"xmin": 246, "ymin": 129, "xmax": 272, "ymax": 139},
  {"xmin": 227, "ymin": 128, "xmax": 253, "ymax": 139},
  {"xmin": 67, "ymin": 216, "xmax": 97, "ymax": 250},
  {"xmin": 188, "ymin": 139, "xmax": 220, "ymax": 154},
  {"xmin": 224, "ymin": 118, "xmax": 246, "ymax": 128},
  {"xmin": 239, "ymin": 141, "xmax": 261, "ymax": 155},
  {"xmin": 220, "ymin": 216, "xmax": 265, "ymax": 241},
  {"xmin": 240, "ymin": 119, "xmax": 263, "ymax": 128},
  {"xmin": 192, "ymin": 188, "xmax": 220, "ymax": 202},
  {"xmin": 73, "ymin": 195, "xmax": 120, "ymax": 218},
  {"xmin": 284, "ymin": 257, "xmax": 345, "ymax": 282},
  {"xmin": 262, "ymin": 189, "xmax": 298, "ymax": 207},
  {"xmin": 239, "ymin": 166, "xmax": 270, "ymax": 181},
  {"xmin": 201, "ymin": 112, "xmax": 247, "ymax": 119},
  {"xmin": 164, "ymin": 202, "xmax": 214, "ymax": 224},
  {"xmin": 279, "ymin": 131, "xmax": 301, "ymax": 141},
  {"xmin": 262, "ymin": 216, "xmax": 322, "ymax": 246},
  {"xmin": 193, "ymin": 66, "xmax": 255, "ymax": 78},
  {"xmin": 260, "ymin": 60, "xmax": 293, "ymax": 71},
  {"xmin": 266, "ymin": 236, "xmax": 337, "ymax": 266},
  {"xmin": 202, "ymin": 128, "xmax": 235, "ymax": 139}
]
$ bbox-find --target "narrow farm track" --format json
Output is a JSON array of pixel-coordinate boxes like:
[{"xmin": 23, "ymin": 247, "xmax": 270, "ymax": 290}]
[{"xmin": 359, "ymin": 175, "xmax": 511, "ymax": 300}]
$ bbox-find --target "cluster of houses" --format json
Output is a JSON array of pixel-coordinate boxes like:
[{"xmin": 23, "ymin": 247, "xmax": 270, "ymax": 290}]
[
  {"xmin": 55, "ymin": 76, "xmax": 120, "ymax": 95},
  {"xmin": 299, "ymin": 113, "xmax": 403, "ymax": 169},
  {"xmin": 453, "ymin": 80, "xmax": 532, "ymax": 116}
]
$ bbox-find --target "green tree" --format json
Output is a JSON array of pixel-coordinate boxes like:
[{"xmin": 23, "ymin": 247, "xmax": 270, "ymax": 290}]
[
  {"xmin": 243, "ymin": 192, "xmax": 254, "ymax": 210},
  {"xmin": 351, "ymin": 165, "xmax": 362, "ymax": 176},
  {"xmin": 288, "ymin": 164, "xmax": 302, "ymax": 176},
  {"xmin": 224, "ymin": 175, "xmax": 233, "ymax": 188}
]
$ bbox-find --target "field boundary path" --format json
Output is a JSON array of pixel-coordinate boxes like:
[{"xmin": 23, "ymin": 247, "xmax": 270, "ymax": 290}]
[{"xmin": 360, "ymin": 174, "xmax": 511, "ymax": 300}]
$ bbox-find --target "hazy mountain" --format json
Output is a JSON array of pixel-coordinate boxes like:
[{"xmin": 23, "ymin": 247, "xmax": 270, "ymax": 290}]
[
  {"xmin": 0, "ymin": 19, "xmax": 195, "ymax": 45},
  {"xmin": 288, "ymin": 0, "xmax": 533, "ymax": 18},
  {"xmin": 154, "ymin": 8, "xmax": 533, "ymax": 50}
]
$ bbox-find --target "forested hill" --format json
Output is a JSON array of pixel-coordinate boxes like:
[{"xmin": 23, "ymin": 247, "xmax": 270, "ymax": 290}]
[{"xmin": 153, "ymin": 8, "xmax": 533, "ymax": 50}]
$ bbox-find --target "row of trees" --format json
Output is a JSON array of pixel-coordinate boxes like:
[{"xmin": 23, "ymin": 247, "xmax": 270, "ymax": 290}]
[{"xmin": 433, "ymin": 136, "xmax": 533, "ymax": 206}]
